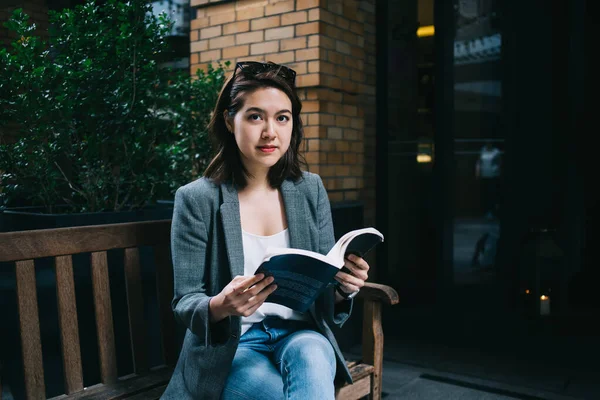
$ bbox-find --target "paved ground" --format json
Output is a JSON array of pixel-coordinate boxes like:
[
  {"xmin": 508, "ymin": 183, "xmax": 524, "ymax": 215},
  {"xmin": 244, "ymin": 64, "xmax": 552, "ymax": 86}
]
[
  {"xmin": 343, "ymin": 324, "xmax": 599, "ymax": 400},
  {"xmin": 345, "ymin": 341, "xmax": 595, "ymax": 400}
]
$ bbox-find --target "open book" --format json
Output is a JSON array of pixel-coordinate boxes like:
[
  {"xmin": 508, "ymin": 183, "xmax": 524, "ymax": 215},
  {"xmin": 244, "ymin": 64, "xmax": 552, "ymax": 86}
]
[{"xmin": 254, "ymin": 227, "xmax": 384, "ymax": 312}]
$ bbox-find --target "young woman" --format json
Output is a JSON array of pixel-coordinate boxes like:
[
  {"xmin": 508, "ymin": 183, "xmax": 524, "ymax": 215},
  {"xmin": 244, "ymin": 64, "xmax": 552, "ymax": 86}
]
[{"xmin": 161, "ymin": 61, "xmax": 370, "ymax": 400}]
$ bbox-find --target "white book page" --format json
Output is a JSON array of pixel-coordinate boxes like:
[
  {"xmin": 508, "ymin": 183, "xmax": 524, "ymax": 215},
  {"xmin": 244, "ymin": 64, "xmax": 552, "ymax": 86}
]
[
  {"xmin": 262, "ymin": 247, "xmax": 342, "ymax": 268},
  {"xmin": 326, "ymin": 227, "xmax": 384, "ymax": 262}
]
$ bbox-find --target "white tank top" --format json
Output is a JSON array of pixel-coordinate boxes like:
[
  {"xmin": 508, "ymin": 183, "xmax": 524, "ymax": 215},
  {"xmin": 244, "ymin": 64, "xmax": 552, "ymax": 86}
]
[{"xmin": 240, "ymin": 228, "xmax": 309, "ymax": 336}]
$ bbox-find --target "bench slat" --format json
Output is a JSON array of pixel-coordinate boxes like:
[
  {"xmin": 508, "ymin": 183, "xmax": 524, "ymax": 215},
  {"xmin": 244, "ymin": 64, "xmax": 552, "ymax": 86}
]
[
  {"xmin": 336, "ymin": 375, "xmax": 372, "ymax": 400},
  {"xmin": 47, "ymin": 367, "xmax": 173, "ymax": 400},
  {"xmin": 154, "ymin": 244, "xmax": 177, "ymax": 367},
  {"xmin": 15, "ymin": 260, "xmax": 46, "ymax": 399},
  {"xmin": 91, "ymin": 252, "xmax": 118, "ymax": 384},
  {"xmin": 0, "ymin": 220, "xmax": 171, "ymax": 263},
  {"xmin": 55, "ymin": 255, "xmax": 84, "ymax": 394},
  {"xmin": 123, "ymin": 384, "xmax": 167, "ymax": 400},
  {"xmin": 124, "ymin": 248, "xmax": 149, "ymax": 374}
]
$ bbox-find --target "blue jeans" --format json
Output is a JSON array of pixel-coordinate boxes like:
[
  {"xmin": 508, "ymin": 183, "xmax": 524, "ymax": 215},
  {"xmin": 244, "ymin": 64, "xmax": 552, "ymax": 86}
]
[{"xmin": 221, "ymin": 317, "xmax": 336, "ymax": 400}]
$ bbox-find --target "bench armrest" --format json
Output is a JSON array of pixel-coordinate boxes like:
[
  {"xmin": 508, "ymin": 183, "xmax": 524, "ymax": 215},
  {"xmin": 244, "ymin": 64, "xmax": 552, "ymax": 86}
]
[
  {"xmin": 356, "ymin": 281, "xmax": 398, "ymax": 399},
  {"xmin": 357, "ymin": 282, "xmax": 399, "ymax": 305}
]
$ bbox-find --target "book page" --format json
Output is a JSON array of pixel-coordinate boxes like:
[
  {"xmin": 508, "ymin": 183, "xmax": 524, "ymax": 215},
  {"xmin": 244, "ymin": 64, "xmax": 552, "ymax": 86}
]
[
  {"xmin": 326, "ymin": 227, "xmax": 384, "ymax": 263},
  {"xmin": 263, "ymin": 247, "xmax": 341, "ymax": 268}
]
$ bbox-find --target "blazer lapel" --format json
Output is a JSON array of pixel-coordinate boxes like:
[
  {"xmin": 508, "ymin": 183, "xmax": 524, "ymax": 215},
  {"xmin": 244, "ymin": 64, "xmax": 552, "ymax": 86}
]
[
  {"xmin": 281, "ymin": 179, "xmax": 311, "ymax": 251},
  {"xmin": 220, "ymin": 182, "xmax": 244, "ymax": 278}
]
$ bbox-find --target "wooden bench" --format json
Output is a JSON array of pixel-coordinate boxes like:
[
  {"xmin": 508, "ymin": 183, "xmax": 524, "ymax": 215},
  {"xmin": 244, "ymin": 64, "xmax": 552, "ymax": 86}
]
[{"xmin": 0, "ymin": 220, "xmax": 399, "ymax": 400}]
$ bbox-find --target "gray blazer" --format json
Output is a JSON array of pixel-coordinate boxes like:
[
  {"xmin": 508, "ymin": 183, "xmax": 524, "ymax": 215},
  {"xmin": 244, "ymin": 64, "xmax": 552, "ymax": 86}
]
[{"xmin": 161, "ymin": 171, "xmax": 354, "ymax": 400}]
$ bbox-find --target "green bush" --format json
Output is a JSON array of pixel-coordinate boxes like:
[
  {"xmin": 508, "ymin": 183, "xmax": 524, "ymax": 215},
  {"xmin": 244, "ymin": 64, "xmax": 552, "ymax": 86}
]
[{"xmin": 0, "ymin": 0, "xmax": 227, "ymax": 213}]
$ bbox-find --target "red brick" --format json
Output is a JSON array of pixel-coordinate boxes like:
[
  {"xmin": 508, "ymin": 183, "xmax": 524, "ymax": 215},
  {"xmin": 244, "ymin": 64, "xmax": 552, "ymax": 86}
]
[
  {"xmin": 236, "ymin": 6, "xmax": 265, "ymax": 20},
  {"xmin": 327, "ymin": 127, "xmax": 342, "ymax": 139},
  {"xmin": 265, "ymin": 26, "xmax": 294, "ymax": 40},
  {"xmin": 209, "ymin": 35, "xmax": 235, "ymax": 49},
  {"xmin": 200, "ymin": 49, "xmax": 221, "ymax": 62},
  {"xmin": 223, "ymin": 45, "xmax": 250, "ymax": 59},
  {"xmin": 265, "ymin": 0, "xmax": 295, "ymax": 16},
  {"xmin": 281, "ymin": 11, "xmax": 308, "ymax": 25},
  {"xmin": 281, "ymin": 37, "xmax": 307, "ymax": 51},
  {"xmin": 288, "ymin": 61, "xmax": 308, "ymax": 75},
  {"xmin": 210, "ymin": 12, "xmax": 236, "ymax": 25},
  {"xmin": 250, "ymin": 41, "xmax": 279, "ymax": 55},
  {"xmin": 335, "ymin": 15, "xmax": 350, "ymax": 29},
  {"xmin": 296, "ymin": 47, "xmax": 320, "ymax": 61},
  {"xmin": 265, "ymin": 51, "xmax": 295, "ymax": 64},
  {"xmin": 251, "ymin": 15, "xmax": 281, "ymax": 30},
  {"xmin": 235, "ymin": 0, "xmax": 269, "ymax": 11},
  {"xmin": 236, "ymin": 31, "xmax": 264, "ymax": 45},
  {"xmin": 297, "ymin": 0, "xmax": 319, "ymax": 10},
  {"xmin": 191, "ymin": 17, "xmax": 210, "ymax": 30},
  {"xmin": 190, "ymin": 40, "xmax": 208, "ymax": 53},
  {"xmin": 200, "ymin": 25, "xmax": 222, "ymax": 39},
  {"xmin": 307, "ymin": 34, "xmax": 319, "ymax": 47},
  {"xmin": 224, "ymin": 21, "xmax": 250, "ymax": 35},
  {"xmin": 296, "ymin": 74, "xmax": 320, "ymax": 87},
  {"xmin": 204, "ymin": 2, "xmax": 235, "ymax": 16},
  {"xmin": 295, "ymin": 21, "xmax": 321, "ymax": 36}
]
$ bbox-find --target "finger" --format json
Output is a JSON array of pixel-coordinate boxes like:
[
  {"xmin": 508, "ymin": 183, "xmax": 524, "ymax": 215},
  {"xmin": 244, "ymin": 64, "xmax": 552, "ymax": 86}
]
[
  {"xmin": 336, "ymin": 270, "xmax": 367, "ymax": 284},
  {"xmin": 249, "ymin": 281, "xmax": 278, "ymax": 302},
  {"xmin": 242, "ymin": 284, "xmax": 277, "ymax": 315},
  {"xmin": 244, "ymin": 276, "xmax": 275, "ymax": 297},
  {"xmin": 346, "ymin": 255, "xmax": 370, "ymax": 271},
  {"xmin": 334, "ymin": 274, "xmax": 360, "ymax": 288},
  {"xmin": 341, "ymin": 262, "xmax": 368, "ymax": 281},
  {"xmin": 334, "ymin": 277, "xmax": 360, "ymax": 293},
  {"xmin": 242, "ymin": 298, "xmax": 266, "ymax": 317},
  {"xmin": 233, "ymin": 274, "xmax": 265, "ymax": 294}
]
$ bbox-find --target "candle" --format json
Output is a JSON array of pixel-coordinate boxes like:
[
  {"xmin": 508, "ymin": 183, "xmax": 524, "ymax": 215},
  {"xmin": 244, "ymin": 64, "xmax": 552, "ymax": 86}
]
[{"xmin": 540, "ymin": 295, "xmax": 550, "ymax": 316}]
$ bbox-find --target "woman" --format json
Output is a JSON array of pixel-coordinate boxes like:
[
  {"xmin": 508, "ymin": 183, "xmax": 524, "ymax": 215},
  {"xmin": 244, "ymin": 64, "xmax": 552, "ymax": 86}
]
[{"xmin": 161, "ymin": 61, "xmax": 370, "ymax": 399}]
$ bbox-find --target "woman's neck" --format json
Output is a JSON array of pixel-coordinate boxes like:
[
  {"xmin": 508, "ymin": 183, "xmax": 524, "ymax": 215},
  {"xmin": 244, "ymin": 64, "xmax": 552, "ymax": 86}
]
[{"xmin": 243, "ymin": 171, "xmax": 272, "ymax": 194}]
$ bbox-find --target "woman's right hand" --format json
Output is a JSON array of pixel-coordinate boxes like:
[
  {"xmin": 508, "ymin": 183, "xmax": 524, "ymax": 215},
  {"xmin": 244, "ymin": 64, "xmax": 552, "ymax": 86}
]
[{"xmin": 209, "ymin": 274, "xmax": 277, "ymax": 322}]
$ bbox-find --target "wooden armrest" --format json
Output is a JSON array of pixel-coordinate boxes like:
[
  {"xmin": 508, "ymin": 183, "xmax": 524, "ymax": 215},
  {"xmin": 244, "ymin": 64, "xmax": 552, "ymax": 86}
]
[{"xmin": 357, "ymin": 282, "xmax": 399, "ymax": 305}]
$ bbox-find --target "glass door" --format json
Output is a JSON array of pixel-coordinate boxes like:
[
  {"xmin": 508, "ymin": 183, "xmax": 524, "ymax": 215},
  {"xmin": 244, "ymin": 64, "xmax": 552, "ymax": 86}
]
[{"xmin": 451, "ymin": 0, "xmax": 504, "ymax": 286}]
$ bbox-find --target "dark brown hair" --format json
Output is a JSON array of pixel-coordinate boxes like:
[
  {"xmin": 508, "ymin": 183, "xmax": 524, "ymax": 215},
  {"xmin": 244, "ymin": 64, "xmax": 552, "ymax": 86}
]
[{"xmin": 203, "ymin": 62, "xmax": 306, "ymax": 189}]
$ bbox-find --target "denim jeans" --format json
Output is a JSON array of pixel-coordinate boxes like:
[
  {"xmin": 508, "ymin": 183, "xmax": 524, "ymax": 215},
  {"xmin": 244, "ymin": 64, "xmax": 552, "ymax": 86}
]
[{"xmin": 221, "ymin": 317, "xmax": 336, "ymax": 400}]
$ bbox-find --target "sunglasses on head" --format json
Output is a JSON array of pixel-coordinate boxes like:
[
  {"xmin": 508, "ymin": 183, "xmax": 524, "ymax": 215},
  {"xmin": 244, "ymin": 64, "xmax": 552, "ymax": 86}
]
[{"xmin": 233, "ymin": 61, "xmax": 297, "ymax": 86}]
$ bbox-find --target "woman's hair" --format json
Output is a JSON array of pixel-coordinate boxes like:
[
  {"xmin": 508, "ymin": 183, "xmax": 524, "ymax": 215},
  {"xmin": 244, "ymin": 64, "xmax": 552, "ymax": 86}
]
[{"xmin": 204, "ymin": 61, "xmax": 307, "ymax": 188}]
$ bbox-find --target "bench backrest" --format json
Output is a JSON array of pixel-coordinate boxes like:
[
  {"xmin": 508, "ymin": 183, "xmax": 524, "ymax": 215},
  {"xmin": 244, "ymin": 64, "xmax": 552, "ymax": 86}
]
[{"xmin": 0, "ymin": 220, "xmax": 177, "ymax": 399}]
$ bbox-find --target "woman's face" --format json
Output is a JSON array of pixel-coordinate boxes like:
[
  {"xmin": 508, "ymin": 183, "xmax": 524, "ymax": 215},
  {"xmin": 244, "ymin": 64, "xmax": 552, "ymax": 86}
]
[{"xmin": 226, "ymin": 87, "xmax": 293, "ymax": 176}]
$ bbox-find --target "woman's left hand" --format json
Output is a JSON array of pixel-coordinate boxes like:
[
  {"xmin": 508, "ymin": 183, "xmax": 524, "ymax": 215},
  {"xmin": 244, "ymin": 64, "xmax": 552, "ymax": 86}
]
[{"xmin": 334, "ymin": 254, "xmax": 369, "ymax": 295}]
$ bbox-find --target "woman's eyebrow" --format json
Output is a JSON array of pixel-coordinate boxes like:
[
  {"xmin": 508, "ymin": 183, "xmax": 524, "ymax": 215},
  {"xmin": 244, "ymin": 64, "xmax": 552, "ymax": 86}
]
[{"xmin": 245, "ymin": 107, "xmax": 292, "ymax": 115}]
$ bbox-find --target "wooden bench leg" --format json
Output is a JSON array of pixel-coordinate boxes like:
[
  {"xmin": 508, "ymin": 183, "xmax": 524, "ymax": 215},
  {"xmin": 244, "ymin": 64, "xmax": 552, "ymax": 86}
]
[{"xmin": 362, "ymin": 300, "xmax": 383, "ymax": 400}]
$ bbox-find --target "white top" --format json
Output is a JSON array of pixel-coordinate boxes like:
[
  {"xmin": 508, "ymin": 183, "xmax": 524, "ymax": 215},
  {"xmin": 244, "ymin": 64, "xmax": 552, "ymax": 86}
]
[{"xmin": 240, "ymin": 228, "xmax": 309, "ymax": 336}]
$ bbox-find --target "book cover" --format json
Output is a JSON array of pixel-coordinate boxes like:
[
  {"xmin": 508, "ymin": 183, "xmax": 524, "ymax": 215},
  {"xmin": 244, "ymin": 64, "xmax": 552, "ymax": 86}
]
[{"xmin": 255, "ymin": 227, "xmax": 384, "ymax": 312}]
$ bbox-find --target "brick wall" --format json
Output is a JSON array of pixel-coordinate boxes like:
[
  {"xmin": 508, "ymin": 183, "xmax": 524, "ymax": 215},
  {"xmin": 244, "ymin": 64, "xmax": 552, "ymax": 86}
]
[{"xmin": 190, "ymin": 0, "xmax": 377, "ymax": 229}]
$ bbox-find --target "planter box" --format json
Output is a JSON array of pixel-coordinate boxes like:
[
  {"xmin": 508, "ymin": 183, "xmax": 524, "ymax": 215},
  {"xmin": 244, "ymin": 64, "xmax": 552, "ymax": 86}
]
[{"xmin": 0, "ymin": 204, "xmax": 174, "ymax": 233}]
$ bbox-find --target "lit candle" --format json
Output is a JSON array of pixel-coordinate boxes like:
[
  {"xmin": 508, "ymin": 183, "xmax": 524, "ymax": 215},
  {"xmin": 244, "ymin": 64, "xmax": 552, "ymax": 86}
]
[{"xmin": 540, "ymin": 295, "xmax": 550, "ymax": 316}]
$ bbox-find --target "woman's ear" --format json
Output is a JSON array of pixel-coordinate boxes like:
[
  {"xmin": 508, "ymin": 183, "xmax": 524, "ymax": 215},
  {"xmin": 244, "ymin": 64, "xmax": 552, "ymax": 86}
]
[{"xmin": 223, "ymin": 110, "xmax": 233, "ymax": 133}]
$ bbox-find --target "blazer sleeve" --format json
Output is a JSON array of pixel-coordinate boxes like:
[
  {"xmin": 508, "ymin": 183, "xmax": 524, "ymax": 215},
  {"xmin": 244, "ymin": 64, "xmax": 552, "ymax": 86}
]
[
  {"xmin": 170, "ymin": 185, "xmax": 230, "ymax": 346},
  {"xmin": 314, "ymin": 174, "xmax": 354, "ymax": 327}
]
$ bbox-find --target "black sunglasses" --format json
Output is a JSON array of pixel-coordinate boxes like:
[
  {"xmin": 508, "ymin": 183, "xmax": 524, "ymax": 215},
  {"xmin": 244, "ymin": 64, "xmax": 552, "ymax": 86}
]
[{"xmin": 233, "ymin": 61, "xmax": 297, "ymax": 86}]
